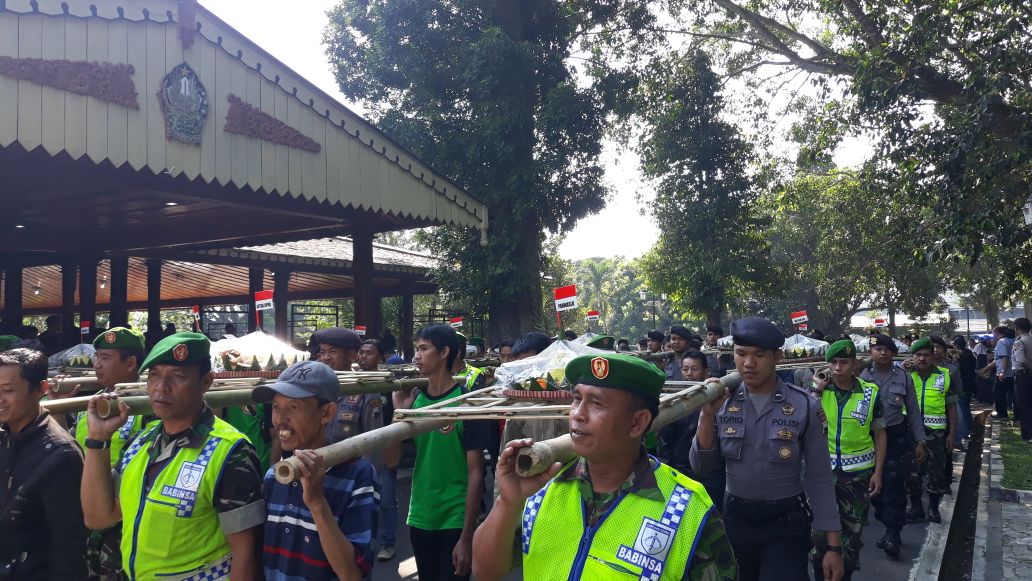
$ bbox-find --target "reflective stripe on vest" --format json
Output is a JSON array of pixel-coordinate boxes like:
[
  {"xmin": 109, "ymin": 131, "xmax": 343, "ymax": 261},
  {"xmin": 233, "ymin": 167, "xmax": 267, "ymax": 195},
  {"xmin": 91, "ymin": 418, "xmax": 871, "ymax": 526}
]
[
  {"xmin": 522, "ymin": 459, "xmax": 713, "ymax": 581},
  {"xmin": 911, "ymin": 368, "xmax": 950, "ymax": 430},
  {"xmin": 821, "ymin": 379, "xmax": 879, "ymax": 472},
  {"xmin": 119, "ymin": 417, "xmax": 246, "ymax": 580},
  {"xmin": 75, "ymin": 412, "xmax": 144, "ymax": 469}
]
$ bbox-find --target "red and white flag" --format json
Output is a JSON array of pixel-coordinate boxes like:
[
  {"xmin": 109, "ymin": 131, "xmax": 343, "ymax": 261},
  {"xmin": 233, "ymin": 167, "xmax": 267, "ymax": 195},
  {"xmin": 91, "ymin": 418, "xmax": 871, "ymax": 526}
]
[
  {"xmin": 354, "ymin": 325, "xmax": 367, "ymax": 336},
  {"xmin": 790, "ymin": 310, "xmax": 809, "ymax": 324},
  {"xmin": 449, "ymin": 316, "xmax": 463, "ymax": 328},
  {"xmin": 586, "ymin": 310, "xmax": 600, "ymax": 321},
  {"xmin": 554, "ymin": 285, "xmax": 578, "ymax": 312},
  {"xmin": 254, "ymin": 290, "xmax": 274, "ymax": 311},
  {"xmin": 80, "ymin": 320, "xmax": 91, "ymax": 336}
]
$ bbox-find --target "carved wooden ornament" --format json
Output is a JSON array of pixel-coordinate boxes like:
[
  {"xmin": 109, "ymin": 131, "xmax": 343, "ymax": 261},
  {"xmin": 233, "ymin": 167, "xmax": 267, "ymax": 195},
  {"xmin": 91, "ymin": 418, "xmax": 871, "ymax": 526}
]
[
  {"xmin": 0, "ymin": 56, "xmax": 139, "ymax": 108},
  {"xmin": 224, "ymin": 94, "xmax": 322, "ymax": 153},
  {"xmin": 159, "ymin": 63, "xmax": 209, "ymax": 145}
]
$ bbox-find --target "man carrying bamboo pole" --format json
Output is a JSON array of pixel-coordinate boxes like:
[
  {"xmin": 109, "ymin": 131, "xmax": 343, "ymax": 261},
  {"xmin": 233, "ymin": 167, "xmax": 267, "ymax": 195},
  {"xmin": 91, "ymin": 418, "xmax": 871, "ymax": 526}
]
[
  {"xmin": 253, "ymin": 360, "xmax": 379, "ymax": 580},
  {"xmin": 394, "ymin": 324, "xmax": 491, "ymax": 581},
  {"xmin": 472, "ymin": 353, "xmax": 737, "ymax": 581},
  {"xmin": 319, "ymin": 328, "xmax": 385, "ymax": 447},
  {"xmin": 80, "ymin": 332, "xmax": 265, "ymax": 581},
  {"xmin": 690, "ymin": 316, "xmax": 844, "ymax": 581}
]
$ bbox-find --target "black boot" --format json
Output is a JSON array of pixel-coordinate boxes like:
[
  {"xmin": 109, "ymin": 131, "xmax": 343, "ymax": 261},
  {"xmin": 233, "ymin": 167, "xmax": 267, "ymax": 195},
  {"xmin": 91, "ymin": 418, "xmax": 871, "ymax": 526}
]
[
  {"xmin": 928, "ymin": 494, "xmax": 942, "ymax": 523},
  {"xmin": 906, "ymin": 496, "xmax": 925, "ymax": 522},
  {"xmin": 884, "ymin": 530, "xmax": 902, "ymax": 557},
  {"xmin": 876, "ymin": 530, "xmax": 890, "ymax": 549}
]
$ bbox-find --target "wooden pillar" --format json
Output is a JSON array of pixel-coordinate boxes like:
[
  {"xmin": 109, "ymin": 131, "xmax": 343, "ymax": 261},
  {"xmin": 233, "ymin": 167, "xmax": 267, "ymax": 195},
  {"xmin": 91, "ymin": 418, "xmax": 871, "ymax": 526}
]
[
  {"xmin": 109, "ymin": 256, "xmax": 129, "ymax": 328},
  {"xmin": 61, "ymin": 262, "xmax": 76, "ymax": 329},
  {"xmin": 401, "ymin": 290, "xmax": 414, "ymax": 361},
  {"xmin": 247, "ymin": 268, "xmax": 263, "ymax": 333},
  {"xmin": 79, "ymin": 258, "xmax": 97, "ymax": 334},
  {"xmin": 146, "ymin": 259, "xmax": 162, "ymax": 338},
  {"xmin": 274, "ymin": 269, "xmax": 290, "ymax": 339},
  {"xmin": 2, "ymin": 265, "xmax": 22, "ymax": 327},
  {"xmin": 353, "ymin": 232, "xmax": 376, "ymax": 336}
]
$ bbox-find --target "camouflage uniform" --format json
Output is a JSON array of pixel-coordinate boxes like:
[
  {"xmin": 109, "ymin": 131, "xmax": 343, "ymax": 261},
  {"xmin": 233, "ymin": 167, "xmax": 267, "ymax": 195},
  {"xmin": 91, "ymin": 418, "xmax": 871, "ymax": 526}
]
[
  {"xmin": 560, "ymin": 453, "xmax": 739, "ymax": 581},
  {"xmin": 811, "ymin": 472, "xmax": 872, "ymax": 580},
  {"xmin": 907, "ymin": 429, "xmax": 950, "ymax": 497}
]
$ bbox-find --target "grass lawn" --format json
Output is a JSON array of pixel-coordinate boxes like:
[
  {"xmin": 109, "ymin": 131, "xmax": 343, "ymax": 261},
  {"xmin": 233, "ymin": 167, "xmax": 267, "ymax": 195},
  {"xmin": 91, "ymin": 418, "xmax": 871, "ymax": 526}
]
[{"xmin": 999, "ymin": 421, "xmax": 1032, "ymax": 490}]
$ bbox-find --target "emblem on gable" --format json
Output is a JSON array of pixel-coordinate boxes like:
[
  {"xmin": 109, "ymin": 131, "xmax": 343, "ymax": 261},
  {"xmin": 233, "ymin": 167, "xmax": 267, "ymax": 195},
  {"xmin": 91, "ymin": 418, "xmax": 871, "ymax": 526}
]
[{"xmin": 159, "ymin": 63, "xmax": 208, "ymax": 144}]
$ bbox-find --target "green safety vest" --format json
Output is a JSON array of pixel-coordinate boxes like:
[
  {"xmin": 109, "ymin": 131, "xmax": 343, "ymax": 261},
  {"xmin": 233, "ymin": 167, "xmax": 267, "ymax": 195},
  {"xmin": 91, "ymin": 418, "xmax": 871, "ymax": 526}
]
[
  {"xmin": 74, "ymin": 411, "xmax": 147, "ymax": 469},
  {"xmin": 460, "ymin": 363, "xmax": 484, "ymax": 390},
  {"xmin": 911, "ymin": 368, "xmax": 950, "ymax": 430},
  {"xmin": 220, "ymin": 404, "xmax": 270, "ymax": 472},
  {"xmin": 820, "ymin": 379, "xmax": 880, "ymax": 472},
  {"xmin": 119, "ymin": 417, "xmax": 246, "ymax": 580},
  {"xmin": 522, "ymin": 459, "xmax": 713, "ymax": 581}
]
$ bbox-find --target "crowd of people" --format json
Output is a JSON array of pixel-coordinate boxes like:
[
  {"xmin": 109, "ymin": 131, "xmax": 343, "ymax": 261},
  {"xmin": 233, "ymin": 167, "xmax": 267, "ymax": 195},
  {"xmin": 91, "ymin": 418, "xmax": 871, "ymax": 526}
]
[{"xmin": 0, "ymin": 314, "xmax": 1025, "ymax": 581}]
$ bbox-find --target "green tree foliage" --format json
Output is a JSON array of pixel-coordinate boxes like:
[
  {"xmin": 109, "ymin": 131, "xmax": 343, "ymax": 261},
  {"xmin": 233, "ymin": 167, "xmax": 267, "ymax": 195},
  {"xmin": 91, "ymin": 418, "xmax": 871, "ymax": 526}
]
[
  {"xmin": 757, "ymin": 170, "xmax": 946, "ymax": 336},
  {"xmin": 632, "ymin": 50, "xmax": 771, "ymax": 325},
  {"xmin": 650, "ymin": 0, "xmax": 1032, "ymax": 266},
  {"xmin": 324, "ymin": 0, "xmax": 616, "ymax": 339}
]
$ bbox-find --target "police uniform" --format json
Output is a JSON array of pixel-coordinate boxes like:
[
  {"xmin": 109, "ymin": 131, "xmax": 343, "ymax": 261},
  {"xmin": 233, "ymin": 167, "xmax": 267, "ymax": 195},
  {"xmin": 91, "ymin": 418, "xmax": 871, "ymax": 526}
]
[
  {"xmin": 664, "ymin": 326, "xmax": 693, "ymax": 381},
  {"xmin": 904, "ymin": 338, "xmax": 959, "ymax": 523},
  {"xmin": 859, "ymin": 334, "xmax": 925, "ymax": 555},
  {"xmin": 521, "ymin": 355, "xmax": 738, "ymax": 580},
  {"xmin": 691, "ymin": 317, "xmax": 840, "ymax": 581},
  {"xmin": 317, "ymin": 328, "xmax": 385, "ymax": 467},
  {"xmin": 810, "ymin": 340, "xmax": 885, "ymax": 580},
  {"xmin": 75, "ymin": 328, "xmax": 150, "ymax": 581},
  {"xmin": 112, "ymin": 333, "xmax": 266, "ymax": 580}
]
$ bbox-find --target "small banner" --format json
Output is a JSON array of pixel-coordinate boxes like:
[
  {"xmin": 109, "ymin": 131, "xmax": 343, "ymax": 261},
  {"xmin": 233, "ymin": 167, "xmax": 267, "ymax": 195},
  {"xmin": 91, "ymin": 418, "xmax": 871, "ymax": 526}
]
[
  {"xmin": 790, "ymin": 310, "xmax": 809, "ymax": 324},
  {"xmin": 554, "ymin": 285, "xmax": 578, "ymax": 312},
  {"xmin": 873, "ymin": 318, "xmax": 888, "ymax": 328},
  {"xmin": 191, "ymin": 305, "xmax": 201, "ymax": 322},
  {"xmin": 254, "ymin": 290, "xmax": 274, "ymax": 311},
  {"xmin": 80, "ymin": 320, "xmax": 91, "ymax": 336},
  {"xmin": 354, "ymin": 325, "xmax": 367, "ymax": 336},
  {"xmin": 799, "ymin": 323, "xmax": 809, "ymax": 331},
  {"xmin": 449, "ymin": 316, "xmax": 464, "ymax": 328},
  {"xmin": 586, "ymin": 310, "xmax": 600, "ymax": 322}
]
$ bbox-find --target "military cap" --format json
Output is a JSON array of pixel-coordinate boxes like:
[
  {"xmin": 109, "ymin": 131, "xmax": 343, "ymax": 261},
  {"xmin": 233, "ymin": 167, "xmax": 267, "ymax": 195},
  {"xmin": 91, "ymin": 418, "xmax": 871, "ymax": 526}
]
[
  {"xmin": 586, "ymin": 335, "xmax": 615, "ymax": 350},
  {"xmin": 730, "ymin": 317, "xmax": 785, "ymax": 350},
  {"xmin": 646, "ymin": 330, "xmax": 665, "ymax": 343},
  {"xmin": 669, "ymin": 325, "xmax": 692, "ymax": 341},
  {"xmin": 706, "ymin": 324, "xmax": 723, "ymax": 335},
  {"xmin": 0, "ymin": 335, "xmax": 19, "ymax": 351},
  {"xmin": 565, "ymin": 354, "xmax": 665, "ymax": 405},
  {"xmin": 140, "ymin": 332, "xmax": 210, "ymax": 371},
  {"xmin": 930, "ymin": 336, "xmax": 948, "ymax": 348},
  {"xmin": 468, "ymin": 337, "xmax": 486, "ymax": 349},
  {"xmin": 825, "ymin": 339, "xmax": 856, "ymax": 361},
  {"xmin": 314, "ymin": 327, "xmax": 362, "ymax": 350},
  {"xmin": 93, "ymin": 326, "xmax": 145, "ymax": 351},
  {"xmin": 910, "ymin": 337, "xmax": 933, "ymax": 354},
  {"xmin": 868, "ymin": 333, "xmax": 899, "ymax": 353}
]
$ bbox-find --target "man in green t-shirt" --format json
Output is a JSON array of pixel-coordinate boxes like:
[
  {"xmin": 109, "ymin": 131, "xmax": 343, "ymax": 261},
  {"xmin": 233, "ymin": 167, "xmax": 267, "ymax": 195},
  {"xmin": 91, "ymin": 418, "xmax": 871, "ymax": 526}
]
[{"xmin": 394, "ymin": 324, "xmax": 491, "ymax": 581}]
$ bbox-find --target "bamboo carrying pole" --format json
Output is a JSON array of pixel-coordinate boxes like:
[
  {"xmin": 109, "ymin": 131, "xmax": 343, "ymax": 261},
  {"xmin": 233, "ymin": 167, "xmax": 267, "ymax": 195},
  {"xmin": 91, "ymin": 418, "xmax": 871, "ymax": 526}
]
[
  {"xmin": 513, "ymin": 371, "xmax": 741, "ymax": 477},
  {"xmin": 273, "ymin": 386, "xmax": 498, "ymax": 483}
]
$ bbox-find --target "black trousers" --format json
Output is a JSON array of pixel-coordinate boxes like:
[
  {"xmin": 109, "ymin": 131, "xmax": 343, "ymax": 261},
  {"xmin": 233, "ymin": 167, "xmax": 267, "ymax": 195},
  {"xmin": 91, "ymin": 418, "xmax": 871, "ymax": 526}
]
[
  {"xmin": 723, "ymin": 493, "xmax": 812, "ymax": 581},
  {"xmin": 872, "ymin": 422, "xmax": 913, "ymax": 532},
  {"xmin": 1016, "ymin": 372, "xmax": 1032, "ymax": 439},
  {"xmin": 995, "ymin": 376, "xmax": 1015, "ymax": 419},
  {"xmin": 410, "ymin": 527, "xmax": 468, "ymax": 581}
]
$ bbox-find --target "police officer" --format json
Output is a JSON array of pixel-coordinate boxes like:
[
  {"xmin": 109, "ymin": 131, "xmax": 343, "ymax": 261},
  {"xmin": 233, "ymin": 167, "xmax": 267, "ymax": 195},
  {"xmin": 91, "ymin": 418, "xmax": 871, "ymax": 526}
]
[
  {"xmin": 454, "ymin": 332, "xmax": 487, "ymax": 390},
  {"xmin": 81, "ymin": 332, "xmax": 265, "ymax": 579},
  {"xmin": 905, "ymin": 338, "xmax": 959, "ymax": 524},
  {"xmin": 691, "ymin": 316, "xmax": 844, "ymax": 581},
  {"xmin": 859, "ymin": 334, "xmax": 927, "ymax": 556},
  {"xmin": 472, "ymin": 354, "xmax": 738, "ymax": 580},
  {"xmin": 704, "ymin": 325, "xmax": 727, "ymax": 377},
  {"xmin": 317, "ymin": 327, "xmax": 385, "ymax": 444},
  {"xmin": 74, "ymin": 328, "xmax": 148, "ymax": 581},
  {"xmin": 665, "ymin": 326, "xmax": 693, "ymax": 380},
  {"xmin": 811, "ymin": 339, "xmax": 887, "ymax": 579}
]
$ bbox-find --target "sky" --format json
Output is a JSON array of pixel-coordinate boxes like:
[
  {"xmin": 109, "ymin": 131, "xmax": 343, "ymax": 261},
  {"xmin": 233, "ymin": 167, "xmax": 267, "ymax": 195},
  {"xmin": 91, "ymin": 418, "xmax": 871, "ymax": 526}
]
[{"xmin": 199, "ymin": 0, "xmax": 867, "ymax": 263}]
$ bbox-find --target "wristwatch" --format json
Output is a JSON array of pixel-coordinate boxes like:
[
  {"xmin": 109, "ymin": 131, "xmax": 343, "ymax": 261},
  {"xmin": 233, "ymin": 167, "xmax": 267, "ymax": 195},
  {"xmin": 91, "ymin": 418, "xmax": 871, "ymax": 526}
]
[{"xmin": 84, "ymin": 438, "xmax": 112, "ymax": 450}]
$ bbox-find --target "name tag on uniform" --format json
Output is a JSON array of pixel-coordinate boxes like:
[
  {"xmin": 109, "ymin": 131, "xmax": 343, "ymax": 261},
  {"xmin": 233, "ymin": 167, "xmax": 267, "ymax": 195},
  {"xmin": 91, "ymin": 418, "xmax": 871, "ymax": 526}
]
[
  {"xmin": 617, "ymin": 518, "xmax": 674, "ymax": 572},
  {"xmin": 162, "ymin": 462, "xmax": 204, "ymax": 501}
]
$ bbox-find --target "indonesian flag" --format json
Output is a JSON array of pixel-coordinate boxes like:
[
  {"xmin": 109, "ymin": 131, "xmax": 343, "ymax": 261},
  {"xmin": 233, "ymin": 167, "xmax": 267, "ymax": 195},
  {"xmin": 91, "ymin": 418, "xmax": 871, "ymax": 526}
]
[
  {"xmin": 449, "ymin": 317, "xmax": 463, "ymax": 328},
  {"xmin": 354, "ymin": 325, "xmax": 367, "ymax": 336},
  {"xmin": 554, "ymin": 285, "xmax": 578, "ymax": 312},
  {"xmin": 586, "ymin": 310, "xmax": 600, "ymax": 321},
  {"xmin": 254, "ymin": 290, "xmax": 274, "ymax": 311},
  {"xmin": 790, "ymin": 310, "xmax": 809, "ymax": 324}
]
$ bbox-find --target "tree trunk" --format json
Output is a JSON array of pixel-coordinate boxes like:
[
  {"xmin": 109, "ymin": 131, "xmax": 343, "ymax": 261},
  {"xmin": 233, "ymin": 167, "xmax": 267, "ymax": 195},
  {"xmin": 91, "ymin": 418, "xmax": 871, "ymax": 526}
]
[
  {"xmin": 705, "ymin": 305, "xmax": 724, "ymax": 329},
  {"xmin": 985, "ymin": 298, "xmax": 1000, "ymax": 329},
  {"xmin": 487, "ymin": 224, "xmax": 543, "ymax": 340}
]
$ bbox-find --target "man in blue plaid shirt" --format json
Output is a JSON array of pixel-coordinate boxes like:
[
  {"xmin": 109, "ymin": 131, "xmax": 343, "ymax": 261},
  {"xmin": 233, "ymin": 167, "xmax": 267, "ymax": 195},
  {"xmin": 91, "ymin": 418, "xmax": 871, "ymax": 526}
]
[{"xmin": 254, "ymin": 361, "xmax": 379, "ymax": 581}]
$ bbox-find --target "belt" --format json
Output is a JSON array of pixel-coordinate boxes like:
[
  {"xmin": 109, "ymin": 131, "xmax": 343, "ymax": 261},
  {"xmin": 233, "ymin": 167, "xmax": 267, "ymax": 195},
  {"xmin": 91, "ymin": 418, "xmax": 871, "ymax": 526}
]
[{"xmin": 724, "ymin": 493, "xmax": 811, "ymax": 525}]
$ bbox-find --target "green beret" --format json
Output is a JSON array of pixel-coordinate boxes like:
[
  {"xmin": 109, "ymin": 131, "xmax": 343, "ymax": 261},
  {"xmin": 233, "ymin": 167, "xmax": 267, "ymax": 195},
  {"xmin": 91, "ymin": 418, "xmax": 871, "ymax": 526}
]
[
  {"xmin": 93, "ymin": 327, "xmax": 145, "ymax": 351},
  {"xmin": 140, "ymin": 332, "xmax": 210, "ymax": 371},
  {"xmin": 586, "ymin": 335, "xmax": 615, "ymax": 350},
  {"xmin": 0, "ymin": 335, "xmax": 19, "ymax": 351},
  {"xmin": 910, "ymin": 337, "xmax": 933, "ymax": 354},
  {"xmin": 825, "ymin": 339, "xmax": 856, "ymax": 362},
  {"xmin": 565, "ymin": 354, "xmax": 665, "ymax": 404},
  {"xmin": 468, "ymin": 337, "xmax": 485, "ymax": 348}
]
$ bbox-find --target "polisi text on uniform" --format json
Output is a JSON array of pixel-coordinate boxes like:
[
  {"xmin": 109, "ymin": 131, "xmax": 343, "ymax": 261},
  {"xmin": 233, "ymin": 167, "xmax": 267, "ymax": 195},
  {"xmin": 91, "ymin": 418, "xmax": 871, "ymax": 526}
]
[{"xmin": 772, "ymin": 418, "xmax": 801, "ymax": 429}]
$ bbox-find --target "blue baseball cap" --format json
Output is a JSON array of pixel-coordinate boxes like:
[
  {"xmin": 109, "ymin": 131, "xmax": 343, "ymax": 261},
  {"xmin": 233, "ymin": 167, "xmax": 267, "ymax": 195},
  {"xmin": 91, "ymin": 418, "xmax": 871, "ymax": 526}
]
[{"xmin": 252, "ymin": 360, "xmax": 338, "ymax": 403}]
